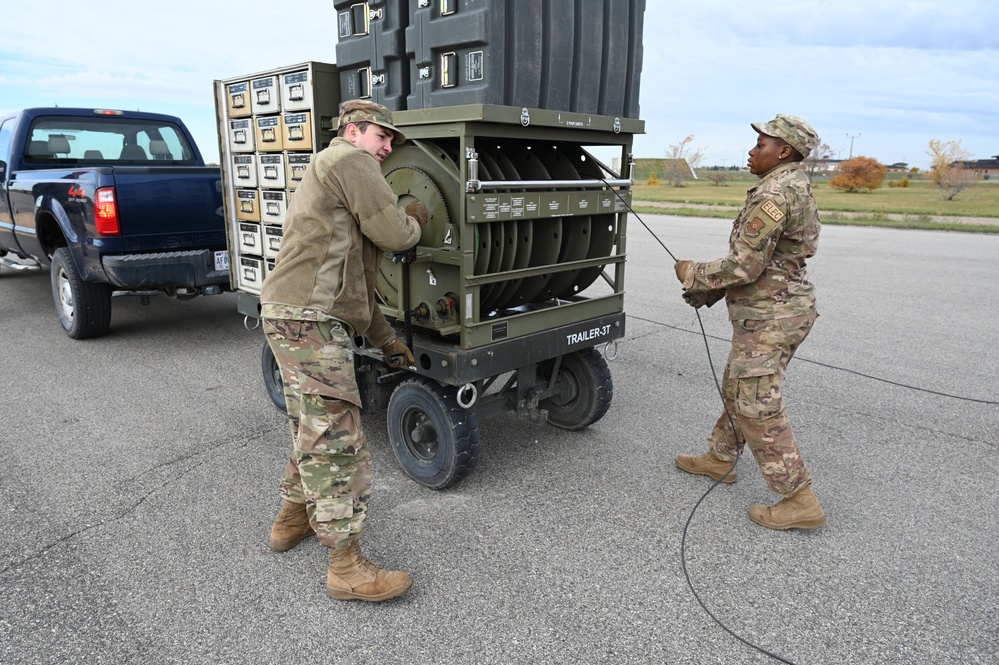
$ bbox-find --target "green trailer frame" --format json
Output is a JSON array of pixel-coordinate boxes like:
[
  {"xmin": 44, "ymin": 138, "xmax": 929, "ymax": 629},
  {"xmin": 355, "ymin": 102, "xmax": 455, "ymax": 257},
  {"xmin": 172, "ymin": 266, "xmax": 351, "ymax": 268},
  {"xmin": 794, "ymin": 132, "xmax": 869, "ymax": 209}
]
[{"xmin": 230, "ymin": 104, "xmax": 642, "ymax": 489}]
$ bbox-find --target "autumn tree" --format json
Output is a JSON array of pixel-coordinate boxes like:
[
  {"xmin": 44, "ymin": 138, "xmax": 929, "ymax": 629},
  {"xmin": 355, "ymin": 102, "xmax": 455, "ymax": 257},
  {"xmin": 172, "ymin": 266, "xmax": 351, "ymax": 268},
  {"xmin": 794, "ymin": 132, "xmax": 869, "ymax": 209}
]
[
  {"xmin": 830, "ymin": 156, "xmax": 886, "ymax": 192},
  {"xmin": 927, "ymin": 139, "xmax": 977, "ymax": 201},
  {"xmin": 801, "ymin": 142, "xmax": 835, "ymax": 177},
  {"xmin": 663, "ymin": 135, "xmax": 705, "ymax": 187}
]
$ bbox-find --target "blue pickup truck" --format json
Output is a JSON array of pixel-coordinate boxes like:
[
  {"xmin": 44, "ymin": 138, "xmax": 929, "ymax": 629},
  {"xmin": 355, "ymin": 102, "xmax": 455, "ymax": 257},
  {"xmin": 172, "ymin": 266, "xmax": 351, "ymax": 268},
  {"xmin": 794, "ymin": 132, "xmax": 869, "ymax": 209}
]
[{"xmin": 0, "ymin": 107, "xmax": 228, "ymax": 338}]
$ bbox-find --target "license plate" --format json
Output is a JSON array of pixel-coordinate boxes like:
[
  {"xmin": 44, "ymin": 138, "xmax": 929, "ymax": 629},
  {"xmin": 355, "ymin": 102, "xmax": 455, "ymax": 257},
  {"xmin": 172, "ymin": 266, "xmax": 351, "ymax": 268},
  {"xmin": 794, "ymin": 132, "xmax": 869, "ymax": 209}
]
[{"xmin": 214, "ymin": 250, "xmax": 230, "ymax": 272}]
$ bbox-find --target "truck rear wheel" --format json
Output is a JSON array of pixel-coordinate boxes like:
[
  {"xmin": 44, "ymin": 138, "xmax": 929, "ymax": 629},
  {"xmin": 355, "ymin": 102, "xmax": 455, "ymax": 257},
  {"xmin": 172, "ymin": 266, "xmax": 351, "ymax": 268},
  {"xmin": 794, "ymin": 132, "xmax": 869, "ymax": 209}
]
[
  {"xmin": 387, "ymin": 379, "xmax": 481, "ymax": 489},
  {"xmin": 261, "ymin": 341, "xmax": 287, "ymax": 414},
  {"xmin": 51, "ymin": 247, "xmax": 112, "ymax": 339},
  {"xmin": 538, "ymin": 348, "xmax": 613, "ymax": 430}
]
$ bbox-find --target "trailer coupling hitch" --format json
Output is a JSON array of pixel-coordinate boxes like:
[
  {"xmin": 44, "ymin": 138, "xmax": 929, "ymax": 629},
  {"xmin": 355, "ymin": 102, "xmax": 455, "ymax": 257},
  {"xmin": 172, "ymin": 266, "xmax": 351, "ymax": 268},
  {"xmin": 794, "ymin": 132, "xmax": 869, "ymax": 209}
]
[{"xmin": 518, "ymin": 387, "xmax": 549, "ymax": 425}]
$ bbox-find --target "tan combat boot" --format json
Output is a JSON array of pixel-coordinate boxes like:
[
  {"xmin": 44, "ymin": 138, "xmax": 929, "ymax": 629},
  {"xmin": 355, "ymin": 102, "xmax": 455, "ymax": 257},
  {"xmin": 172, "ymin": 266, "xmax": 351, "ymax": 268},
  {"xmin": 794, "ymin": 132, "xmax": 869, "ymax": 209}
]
[
  {"xmin": 269, "ymin": 500, "xmax": 314, "ymax": 552},
  {"xmin": 748, "ymin": 486, "xmax": 827, "ymax": 530},
  {"xmin": 327, "ymin": 541, "xmax": 413, "ymax": 602},
  {"xmin": 675, "ymin": 452, "xmax": 737, "ymax": 484}
]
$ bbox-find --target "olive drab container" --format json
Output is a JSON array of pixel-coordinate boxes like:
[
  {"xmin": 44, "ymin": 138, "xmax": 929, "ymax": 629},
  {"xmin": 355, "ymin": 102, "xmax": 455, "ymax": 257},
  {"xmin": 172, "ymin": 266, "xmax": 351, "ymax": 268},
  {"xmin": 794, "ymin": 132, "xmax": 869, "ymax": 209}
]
[
  {"xmin": 334, "ymin": 0, "xmax": 645, "ymax": 117},
  {"xmin": 334, "ymin": 0, "xmax": 410, "ymax": 110},
  {"xmin": 407, "ymin": 0, "xmax": 644, "ymax": 117}
]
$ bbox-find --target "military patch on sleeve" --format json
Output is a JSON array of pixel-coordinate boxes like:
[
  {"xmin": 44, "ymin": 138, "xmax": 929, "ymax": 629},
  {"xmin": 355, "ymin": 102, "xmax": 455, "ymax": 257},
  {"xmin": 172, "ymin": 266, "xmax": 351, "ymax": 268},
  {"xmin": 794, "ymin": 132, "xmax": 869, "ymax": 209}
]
[
  {"xmin": 745, "ymin": 217, "xmax": 767, "ymax": 238},
  {"xmin": 739, "ymin": 203, "xmax": 783, "ymax": 249},
  {"xmin": 760, "ymin": 199, "xmax": 784, "ymax": 222}
]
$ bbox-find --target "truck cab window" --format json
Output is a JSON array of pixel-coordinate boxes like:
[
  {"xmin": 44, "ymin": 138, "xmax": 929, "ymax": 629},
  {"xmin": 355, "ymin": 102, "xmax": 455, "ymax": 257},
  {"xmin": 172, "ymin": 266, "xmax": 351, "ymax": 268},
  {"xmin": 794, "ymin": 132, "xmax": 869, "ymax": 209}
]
[{"xmin": 26, "ymin": 116, "xmax": 197, "ymax": 165}]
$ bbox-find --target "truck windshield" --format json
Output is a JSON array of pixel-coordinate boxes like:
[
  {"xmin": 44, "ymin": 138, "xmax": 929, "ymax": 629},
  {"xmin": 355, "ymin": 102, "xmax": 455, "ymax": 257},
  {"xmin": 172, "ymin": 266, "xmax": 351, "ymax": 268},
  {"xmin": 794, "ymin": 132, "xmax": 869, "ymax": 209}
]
[{"xmin": 25, "ymin": 115, "xmax": 198, "ymax": 165}]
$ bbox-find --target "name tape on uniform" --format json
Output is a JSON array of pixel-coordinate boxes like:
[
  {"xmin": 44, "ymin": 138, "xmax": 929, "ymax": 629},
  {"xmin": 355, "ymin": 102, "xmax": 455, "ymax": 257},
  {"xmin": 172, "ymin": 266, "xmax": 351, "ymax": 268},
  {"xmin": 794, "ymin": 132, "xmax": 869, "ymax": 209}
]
[{"xmin": 761, "ymin": 199, "xmax": 784, "ymax": 222}]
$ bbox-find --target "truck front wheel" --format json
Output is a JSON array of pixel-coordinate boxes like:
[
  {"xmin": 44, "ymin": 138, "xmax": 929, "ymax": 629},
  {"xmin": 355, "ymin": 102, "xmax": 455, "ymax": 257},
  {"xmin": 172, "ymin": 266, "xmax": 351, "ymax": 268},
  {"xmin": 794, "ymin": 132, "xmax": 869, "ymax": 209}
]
[{"xmin": 50, "ymin": 248, "xmax": 112, "ymax": 339}]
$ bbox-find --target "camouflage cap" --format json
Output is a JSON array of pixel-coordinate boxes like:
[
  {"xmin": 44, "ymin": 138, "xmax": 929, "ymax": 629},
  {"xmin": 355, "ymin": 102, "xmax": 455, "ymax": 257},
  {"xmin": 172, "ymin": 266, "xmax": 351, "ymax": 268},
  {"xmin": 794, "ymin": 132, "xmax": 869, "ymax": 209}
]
[
  {"xmin": 751, "ymin": 114, "xmax": 819, "ymax": 159},
  {"xmin": 338, "ymin": 99, "xmax": 406, "ymax": 146}
]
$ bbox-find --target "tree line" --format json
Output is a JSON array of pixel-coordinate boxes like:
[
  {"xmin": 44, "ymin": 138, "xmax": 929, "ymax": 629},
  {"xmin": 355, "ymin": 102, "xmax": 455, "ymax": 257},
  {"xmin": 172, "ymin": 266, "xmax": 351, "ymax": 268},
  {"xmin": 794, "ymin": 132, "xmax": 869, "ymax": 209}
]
[{"xmin": 647, "ymin": 136, "xmax": 980, "ymax": 201}]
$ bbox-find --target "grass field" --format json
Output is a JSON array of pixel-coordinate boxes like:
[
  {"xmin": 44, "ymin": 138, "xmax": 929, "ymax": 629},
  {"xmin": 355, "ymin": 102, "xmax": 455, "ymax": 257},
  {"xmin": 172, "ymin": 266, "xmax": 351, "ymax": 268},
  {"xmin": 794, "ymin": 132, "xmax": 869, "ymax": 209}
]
[{"xmin": 631, "ymin": 176, "xmax": 999, "ymax": 230}]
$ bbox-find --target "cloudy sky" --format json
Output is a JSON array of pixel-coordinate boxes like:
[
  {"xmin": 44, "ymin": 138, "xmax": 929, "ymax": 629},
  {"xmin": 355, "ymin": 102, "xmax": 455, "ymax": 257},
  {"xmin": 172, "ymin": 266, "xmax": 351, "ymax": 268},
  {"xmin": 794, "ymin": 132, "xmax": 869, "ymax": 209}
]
[{"xmin": 1, "ymin": 0, "xmax": 996, "ymax": 170}]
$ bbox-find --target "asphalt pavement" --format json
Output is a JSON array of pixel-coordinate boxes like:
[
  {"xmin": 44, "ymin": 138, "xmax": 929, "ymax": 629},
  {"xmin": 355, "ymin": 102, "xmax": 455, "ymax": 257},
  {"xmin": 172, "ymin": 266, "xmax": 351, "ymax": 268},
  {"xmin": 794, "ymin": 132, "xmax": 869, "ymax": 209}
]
[{"xmin": 1, "ymin": 216, "xmax": 996, "ymax": 665}]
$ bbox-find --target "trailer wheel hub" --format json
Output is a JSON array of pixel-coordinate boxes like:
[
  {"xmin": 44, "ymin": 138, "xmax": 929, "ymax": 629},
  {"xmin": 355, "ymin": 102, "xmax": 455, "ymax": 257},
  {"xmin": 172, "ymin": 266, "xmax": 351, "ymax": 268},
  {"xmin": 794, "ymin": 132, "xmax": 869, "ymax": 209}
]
[
  {"xmin": 548, "ymin": 370, "xmax": 579, "ymax": 406},
  {"xmin": 405, "ymin": 412, "xmax": 438, "ymax": 460}
]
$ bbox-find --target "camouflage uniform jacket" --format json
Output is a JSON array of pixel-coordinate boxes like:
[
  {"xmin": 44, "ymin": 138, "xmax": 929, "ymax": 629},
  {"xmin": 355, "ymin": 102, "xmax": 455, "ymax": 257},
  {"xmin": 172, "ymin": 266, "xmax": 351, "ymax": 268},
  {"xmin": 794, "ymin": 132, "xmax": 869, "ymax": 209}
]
[
  {"xmin": 682, "ymin": 162, "xmax": 820, "ymax": 320},
  {"xmin": 260, "ymin": 137, "xmax": 422, "ymax": 346}
]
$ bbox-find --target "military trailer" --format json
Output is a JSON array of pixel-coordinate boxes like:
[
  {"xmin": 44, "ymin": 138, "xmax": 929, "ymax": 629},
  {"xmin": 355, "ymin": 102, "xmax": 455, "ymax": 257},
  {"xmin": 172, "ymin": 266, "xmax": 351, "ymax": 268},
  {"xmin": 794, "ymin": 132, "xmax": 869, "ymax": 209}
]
[{"xmin": 214, "ymin": 0, "xmax": 645, "ymax": 489}]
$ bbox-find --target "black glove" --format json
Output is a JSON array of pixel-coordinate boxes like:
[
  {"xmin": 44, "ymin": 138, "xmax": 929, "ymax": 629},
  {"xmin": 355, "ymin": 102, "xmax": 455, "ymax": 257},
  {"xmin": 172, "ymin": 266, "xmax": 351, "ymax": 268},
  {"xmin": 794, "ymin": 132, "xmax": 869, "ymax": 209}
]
[
  {"xmin": 682, "ymin": 289, "xmax": 724, "ymax": 309},
  {"xmin": 682, "ymin": 290, "xmax": 706, "ymax": 309}
]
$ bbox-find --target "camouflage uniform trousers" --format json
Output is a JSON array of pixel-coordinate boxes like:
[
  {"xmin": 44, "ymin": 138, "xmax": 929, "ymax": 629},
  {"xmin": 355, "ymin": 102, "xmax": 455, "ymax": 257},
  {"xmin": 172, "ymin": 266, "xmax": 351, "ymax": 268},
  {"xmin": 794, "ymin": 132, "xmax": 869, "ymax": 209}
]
[
  {"xmin": 262, "ymin": 316, "xmax": 370, "ymax": 550},
  {"xmin": 707, "ymin": 312, "xmax": 817, "ymax": 496}
]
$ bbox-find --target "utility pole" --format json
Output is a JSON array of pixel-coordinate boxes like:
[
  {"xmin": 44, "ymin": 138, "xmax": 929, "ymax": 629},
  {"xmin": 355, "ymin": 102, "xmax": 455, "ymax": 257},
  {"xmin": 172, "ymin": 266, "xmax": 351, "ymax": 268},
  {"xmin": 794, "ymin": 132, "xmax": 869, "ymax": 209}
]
[{"xmin": 846, "ymin": 133, "xmax": 861, "ymax": 159}]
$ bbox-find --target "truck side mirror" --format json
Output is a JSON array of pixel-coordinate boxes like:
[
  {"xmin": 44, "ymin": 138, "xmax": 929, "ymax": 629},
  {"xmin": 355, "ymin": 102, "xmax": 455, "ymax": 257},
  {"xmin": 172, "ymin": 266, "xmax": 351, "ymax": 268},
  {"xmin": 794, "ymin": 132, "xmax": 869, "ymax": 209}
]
[{"xmin": 0, "ymin": 160, "xmax": 6, "ymax": 180}]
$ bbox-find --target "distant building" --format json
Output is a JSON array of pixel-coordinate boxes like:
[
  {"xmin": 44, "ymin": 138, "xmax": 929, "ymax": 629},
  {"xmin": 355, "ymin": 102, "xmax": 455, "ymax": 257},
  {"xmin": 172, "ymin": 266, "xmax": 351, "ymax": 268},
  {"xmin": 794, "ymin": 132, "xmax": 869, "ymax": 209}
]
[
  {"xmin": 957, "ymin": 155, "xmax": 999, "ymax": 178},
  {"xmin": 884, "ymin": 162, "xmax": 910, "ymax": 173},
  {"xmin": 661, "ymin": 158, "xmax": 697, "ymax": 180},
  {"xmin": 634, "ymin": 158, "xmax": 696, "ymax": 181}
]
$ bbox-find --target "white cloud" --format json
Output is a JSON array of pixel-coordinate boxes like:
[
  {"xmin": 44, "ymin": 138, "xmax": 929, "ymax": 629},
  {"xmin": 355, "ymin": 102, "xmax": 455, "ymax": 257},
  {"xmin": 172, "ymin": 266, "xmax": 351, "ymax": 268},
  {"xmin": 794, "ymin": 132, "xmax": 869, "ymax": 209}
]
[{"xmin": 637, "ymin": 2, "xmax": 999, "ymax": 167}]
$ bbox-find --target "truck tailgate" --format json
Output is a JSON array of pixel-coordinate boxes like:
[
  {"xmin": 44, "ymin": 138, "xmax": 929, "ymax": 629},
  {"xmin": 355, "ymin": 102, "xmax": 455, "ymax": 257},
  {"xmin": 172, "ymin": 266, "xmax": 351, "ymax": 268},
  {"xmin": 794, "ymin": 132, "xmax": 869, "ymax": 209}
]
[{"xmin": 112, "ymin": 167, "xmax": 224, "ymax": 253}]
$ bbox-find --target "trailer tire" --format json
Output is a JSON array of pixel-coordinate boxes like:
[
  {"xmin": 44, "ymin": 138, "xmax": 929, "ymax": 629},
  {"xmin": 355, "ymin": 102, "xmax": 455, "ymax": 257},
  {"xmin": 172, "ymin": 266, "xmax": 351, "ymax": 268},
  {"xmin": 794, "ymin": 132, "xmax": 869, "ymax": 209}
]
[
  {"xmin": 539, "ymin": 348, "xmax": 613, "ymax": 431},
  {"xmin": 51, "ymin": 247, "xmax": 112, "ymax": 339},
  {"xmin": 387, "ymin": 379, "xmax": 481, "ymax": 490},
  {"xmin": 261, "ymin": 341, "xmax": 287, "ymax": 414}
]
